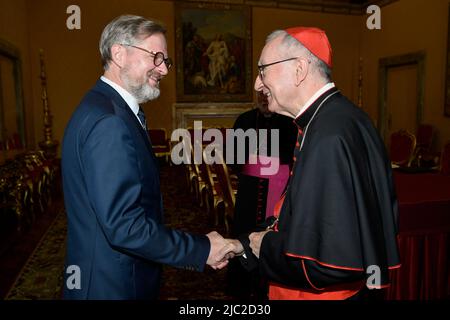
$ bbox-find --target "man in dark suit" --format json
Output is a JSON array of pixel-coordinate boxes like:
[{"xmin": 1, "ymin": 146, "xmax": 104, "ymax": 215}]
[{"xmin": 62, "ymin": 15, "xmax": 228, "ymax": 300}]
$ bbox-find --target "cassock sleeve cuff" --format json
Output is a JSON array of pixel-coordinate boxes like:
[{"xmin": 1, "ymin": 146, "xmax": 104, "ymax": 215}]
[{"xmin": 237, "ymin": 233, "xmax": 259, "ymax": 271}]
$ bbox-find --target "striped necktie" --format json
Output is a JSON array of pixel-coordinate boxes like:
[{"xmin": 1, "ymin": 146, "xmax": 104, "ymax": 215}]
[{"xmin": 137, "ymin": 108, "xmax": 147, "ymax": 130}]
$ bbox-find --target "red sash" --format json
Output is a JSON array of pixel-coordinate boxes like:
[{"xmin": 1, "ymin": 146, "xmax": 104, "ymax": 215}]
[
  {"xmin": 269, "ymin": 281, "xmax": 364, "ymax": 300},
  {"xmin": 268, "ymin": 194, "xmax": 364, "ymax": 300}
]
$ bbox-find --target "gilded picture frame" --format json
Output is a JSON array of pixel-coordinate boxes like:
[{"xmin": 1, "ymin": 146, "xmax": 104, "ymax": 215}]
[
  {"xmin": 445, "ymin": 3, "xmax": 450, "ymax": 116},
  {"xmin": 175, "ymin": 2, "xmax": 252, "ymax": 102}
]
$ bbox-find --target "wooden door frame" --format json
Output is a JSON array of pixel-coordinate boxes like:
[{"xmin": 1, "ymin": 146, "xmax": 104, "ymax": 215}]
[
  {"xmin": 0, "ymin": 39, "xmax": 26, "ymax": 150},
  {"xmin": 378, "ymin": 51, "xmax": 426, "ymax": 141}
]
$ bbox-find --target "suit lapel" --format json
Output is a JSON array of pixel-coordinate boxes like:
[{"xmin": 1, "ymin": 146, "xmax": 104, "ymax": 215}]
[{"xmin": 92, "ymin": 80, "xmax": 157, "ymax": 160}]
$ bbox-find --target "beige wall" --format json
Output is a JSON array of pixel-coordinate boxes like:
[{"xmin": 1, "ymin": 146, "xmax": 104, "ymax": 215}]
[
  {"xmin": 21, "ymin": 0, "xmax": 361, "ymax": 152},
  {"xmin": 25, "ymin": 0, "xmax": 176, "ymax": 153},
  {"xmin": 253, "ymin": 7, "xmax": 361, "ymax": 103},
  {"xmin": 362, "ymin": 0, "xmax": 450, "ymax": 150},
  {"xmin": 2, "ymin": 0, "xmax": 449, "ymax": 153}
]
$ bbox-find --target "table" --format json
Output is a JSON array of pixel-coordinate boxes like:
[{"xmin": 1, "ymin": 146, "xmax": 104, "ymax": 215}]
[{"xmin": 385, "ymin": 171, "xmax": 450, "ymax": 299}]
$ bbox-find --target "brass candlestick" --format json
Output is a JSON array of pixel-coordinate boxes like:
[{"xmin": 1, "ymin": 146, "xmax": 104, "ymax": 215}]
[{"xmin": 38, "ymin": 49, "xmax": 59, "ymax": 158}]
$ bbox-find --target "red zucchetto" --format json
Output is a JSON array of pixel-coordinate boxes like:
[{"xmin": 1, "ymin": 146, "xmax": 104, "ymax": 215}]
[{"xmin": 285, "ymin": 27, "xmax": 332, "ymax": 68}]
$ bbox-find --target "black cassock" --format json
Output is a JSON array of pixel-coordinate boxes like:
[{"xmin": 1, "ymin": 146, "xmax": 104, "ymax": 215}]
[
  {"xmin": 239, "ymin": 87, "xmax": 401, "ymax": 299},
  {"xmin": 232, "ymin": 108, "xmax": 297, "ymax": 235},
  {"xmin": 227, "ymin": 108, "xmax": 297, "ymax": 299}
]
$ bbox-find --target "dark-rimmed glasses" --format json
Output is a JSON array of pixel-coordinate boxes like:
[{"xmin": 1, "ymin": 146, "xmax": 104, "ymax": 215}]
[
  {"xmin": 123, "ymin": 44, "xmax": 173, "ymax": 70},
  {"xmin": 257, "ymin": 57, "xmax": 299, "ymax": 80}
]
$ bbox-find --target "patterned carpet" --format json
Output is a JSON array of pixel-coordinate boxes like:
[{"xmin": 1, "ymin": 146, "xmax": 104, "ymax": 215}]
[
  {"xmin": 5, "ymin": 164, "xmax": 232, "ymax": 300},
  {"xmin": 5, "ymin": 209, "xmax": 66, "ymax": 299}
]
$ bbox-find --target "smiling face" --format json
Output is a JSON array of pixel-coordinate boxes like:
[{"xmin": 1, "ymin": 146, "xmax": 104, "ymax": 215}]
[
  {"xmin": 254, "ymin": 35, "xmax": 302, "ymax": 118},
  {"xmin": 120, "ymin": 32, "xmax": 169, "ymax": 103}
]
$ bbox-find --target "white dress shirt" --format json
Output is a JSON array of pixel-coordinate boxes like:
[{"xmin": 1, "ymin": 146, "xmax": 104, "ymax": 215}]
[
  {"xmin": 295, "ymin": 82, "xmax": 336, "ymax": 119},
  {"xmin": 100, "ymin": 76, "xmax": 144, "ymax": 127}
]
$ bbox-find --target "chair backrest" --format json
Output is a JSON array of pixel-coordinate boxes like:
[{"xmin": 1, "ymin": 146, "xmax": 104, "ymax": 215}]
[
  {"xmin": 390, "ymin": 130, "xmax": 416, "ymax": 167},
  {"xmin": 212, "ymin": 151, "xmax": 235, "ymax": 208},
  {"xmin": 416, "ymin": 124, "xmax": 434, "ymax": 150},
  {"xmin": 202, "ymin": 149, "xmax": 218, "ymax": 196},
  {"xmin": 440, "ymin": 141, "xmax": 450, "ymax": 175},
  {"xmin": 148, "ymin": 129, "xmax": 167, "ymax": 146}
]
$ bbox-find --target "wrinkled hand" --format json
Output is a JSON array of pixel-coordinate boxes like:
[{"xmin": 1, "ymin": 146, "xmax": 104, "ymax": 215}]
[
  {"xmin": 217, "ymin": 239, "xmax": 244, "ymax": 261},
  {"xmin": 249, "ymin": 230, "xmax": 270, "ymax": 258},
  {"xmin": 206, "ymin": 231, "xmax": 230, "ymax": 270}
]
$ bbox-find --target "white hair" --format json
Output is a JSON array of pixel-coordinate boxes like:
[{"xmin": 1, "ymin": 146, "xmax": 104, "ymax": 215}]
[
  {"xmin": 99, "ymin": 15, "xmax": 166, "ymax": 70},
  {"xmin": 266, "ymin": 30, "xmax": 332, "ymax": 81}
]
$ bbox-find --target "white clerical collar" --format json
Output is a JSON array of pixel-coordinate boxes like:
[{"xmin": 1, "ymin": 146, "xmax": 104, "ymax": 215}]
[
  {"xmin": 295, "ymin": 82, "xmax": 336, "ymax": 118},
  {"xmin": 100, "ymin": 76, "xmax": 140, "ymax": 118}
]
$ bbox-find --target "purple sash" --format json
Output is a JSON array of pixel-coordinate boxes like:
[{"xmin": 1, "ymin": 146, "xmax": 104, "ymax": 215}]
[{"xmin": 241, "ymin": 154, "xmax": 290, "ymax": 218}]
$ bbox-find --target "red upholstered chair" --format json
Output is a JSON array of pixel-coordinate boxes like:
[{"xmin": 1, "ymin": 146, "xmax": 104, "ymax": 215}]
[
  {"xmin": 413, "ymin": 124, "xmax": 436, "ymax": 167},
  {"xmin": 4, "ymin": 133, "xmax": 23, "ymax": 150},
  {"xmin": 147, "ymin": 129, "xmax": 171, "ymax": 163},
  {"xmin": 440, "ymin": 141, "xmax": 450, "ymax": 175},
  {"xmin": 416, "ymin": 124, "xmax": 434, "ymax": 150},
  {"xmin": 390, "ymin": 130, "xmax": 416, "ymax": 168},
  {"xmin": 12, "ymin": 133, "xmax": 23, "ymax": 150}
]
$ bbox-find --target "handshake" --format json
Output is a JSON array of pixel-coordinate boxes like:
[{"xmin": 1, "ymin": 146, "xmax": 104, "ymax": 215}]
[{"xmin": 205, "ymin": 230, "xmax": 270, "ymax": 270}]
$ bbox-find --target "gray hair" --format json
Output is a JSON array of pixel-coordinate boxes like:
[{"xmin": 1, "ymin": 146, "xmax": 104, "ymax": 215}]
[
  {"xmin": 100, "ymin": 15, "xmax": 166, "ymax": 70},
  {"xmin": 266, "ymin": 30, "xmax": 332, "ymax": 82}
]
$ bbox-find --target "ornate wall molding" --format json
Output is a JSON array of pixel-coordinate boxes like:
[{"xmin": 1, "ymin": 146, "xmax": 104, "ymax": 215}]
[
  {"xmin": 173, "ymin": 102, "xmax": 254, "ymax": 129},
  {"xmin": 169, "ymin": 0, "xmax": 398, "ymax": 15}
]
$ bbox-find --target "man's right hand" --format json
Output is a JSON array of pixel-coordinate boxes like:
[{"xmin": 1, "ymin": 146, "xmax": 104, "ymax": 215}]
[
  {"xmin": 206, "ymin": 231, "xmax": 230, "ymax": 269},
  {"xmin": 218, "ymin": 239, "xmax": 244, "ymax": 261}
]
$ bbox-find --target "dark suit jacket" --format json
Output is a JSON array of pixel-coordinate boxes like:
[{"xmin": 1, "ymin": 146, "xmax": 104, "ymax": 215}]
[{"xmin": 62, "ymin": 79, "xmax": 210, "ymax": 299}]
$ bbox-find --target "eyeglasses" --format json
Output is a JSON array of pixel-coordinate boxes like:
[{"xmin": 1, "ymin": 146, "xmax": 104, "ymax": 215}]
[
  {"xmin": 257, "ymin": 57, "xmax": 299, "ymax": 79},
  {"xmin": 123, "ymin": 44, "xmax": 173, "ymax": 69}
]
